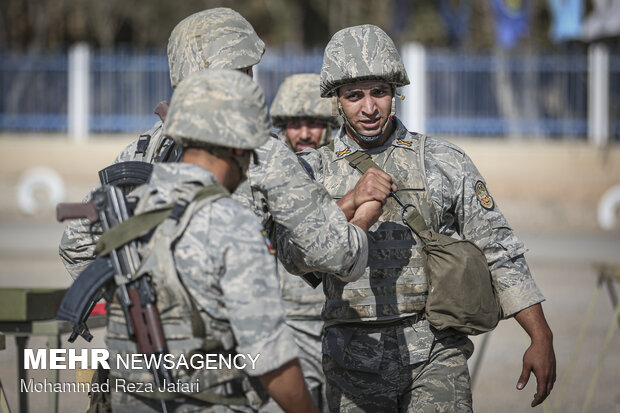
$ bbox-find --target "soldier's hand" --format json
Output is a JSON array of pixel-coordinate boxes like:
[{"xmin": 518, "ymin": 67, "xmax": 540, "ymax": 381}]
[
  {"xmin": 517, "ymin": 337, "xmax": 556, "ymax": 407},
  {"xmin": 350, "ymin": 200, "xmax": 383, "ymax": 233},
  {"xmin": 514, "ymin": 304, "xmax": 556, "ymax": 408},
  {"xmin": 338, "ymin": 168, "xmax": 396, "ymax": 220}
]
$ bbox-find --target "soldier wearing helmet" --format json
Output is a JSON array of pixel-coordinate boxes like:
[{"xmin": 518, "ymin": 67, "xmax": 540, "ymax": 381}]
[
  {"xmin": 107, "ymin": 70, "xmax": 318, "ymax": 413},
  {"xmin": 270, "ymin": 73, "xmax": 338, "ymax": 152},
  {"xmin": 259, "ymin": 73, "xmax": 336, "ymax": 413},
  {"xmin": 60, "ymin": 8, "xmax": 382, "ymax": 282},
  {"xmin": 59, "ymin": 10, "xmax": 384, "ymax": 411},
  {"xmin": 295, "ymin": 25, "xmax": 556, "ymax": 412}
]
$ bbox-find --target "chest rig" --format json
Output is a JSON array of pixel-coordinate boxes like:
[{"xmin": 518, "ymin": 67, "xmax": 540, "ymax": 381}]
[{"xmin": 319, "ymin": 132, "xmax": 437, "ymax": 322}]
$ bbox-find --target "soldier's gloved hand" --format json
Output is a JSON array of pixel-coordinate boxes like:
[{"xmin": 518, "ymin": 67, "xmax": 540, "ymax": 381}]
[
  {"xmin": 350, "ymin": 200, "xmax": 383, "ymax": 233},
  {"xmin": 337, "ymin": 167, "xmax": 396, "ymax": 220}
]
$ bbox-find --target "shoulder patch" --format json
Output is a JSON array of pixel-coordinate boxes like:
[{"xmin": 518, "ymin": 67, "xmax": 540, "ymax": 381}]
[
  {"xmin": 336, "ymin": 147, "xmax": 351, "ymax": 157},
  {"xmin": 475, "ymin": 181, "xmax": 494, "ymax": 210},
  {"xmin": 261, "ymin": 230, "xmax": 275, "ymax": 255}
]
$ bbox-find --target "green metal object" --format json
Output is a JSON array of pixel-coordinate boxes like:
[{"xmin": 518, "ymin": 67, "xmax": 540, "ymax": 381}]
[{"xmin": 0, "ymin": 288, "xmax": 67, "ymax": 322}]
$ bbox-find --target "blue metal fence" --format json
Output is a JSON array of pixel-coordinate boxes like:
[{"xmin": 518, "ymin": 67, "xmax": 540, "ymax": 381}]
[
  {"xmin": 90, "ymin": 49, "xmax": 172, "ymax": 132},
  {"xmin": 0, "ymin": 46, "xmax": 617, "ymax": 140},
  {"xmin": 0, "ymin": 52, "xmax": 69, "ymax": 130},
  {"xmin": 256, "ymin": 48, "xmax": 324, "ymax": 107},
  {"xmin": 425, "ymin": 52, "xmax": 589, "ymax": 137}
]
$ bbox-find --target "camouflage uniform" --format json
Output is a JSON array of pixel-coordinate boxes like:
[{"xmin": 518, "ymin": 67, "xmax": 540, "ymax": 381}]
[
  {"xmin": 256, "ymin": 74, "xmax": 342, "ymax": 413},
  {"xmin": 109, "ymin": 163, "xmax": 297, "ymax": 413},
  {"xmin": 59, "ymin": 10, "xmax": 367, "ymax": 282},
  {"xmin": 59, "ymin": 7, "xmax": 265, "ymax": 278},
  {"xmin": 294, "ymin": 25, "xmax": 546, "ymax": 412},
  {"xmin": 257, "ymin": 268, "xmax": 326, "ymax": 413},
  {"xmin": 108, "ymin": 70, "xmax": 300, "ymax": 412}
]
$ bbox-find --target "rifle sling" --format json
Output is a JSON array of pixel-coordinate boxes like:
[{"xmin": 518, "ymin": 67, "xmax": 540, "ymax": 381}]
[{"xmin": 94, "ymin": 183, "xmax": 228, "ymax": 257}]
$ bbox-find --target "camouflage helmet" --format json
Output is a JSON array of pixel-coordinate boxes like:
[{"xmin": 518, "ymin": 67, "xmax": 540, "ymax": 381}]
[
  {"xmin": 320, "ymin": 24, "xmax": 409, "ymax": 97},
  {"xmin": 164, "ymin": 69, "xmax": 270, "ymax": 150},
  {"xmin": 270, "ymin": 73, "xmax": 338, "ymax": 128},
  {"xmin": 167, "ymin": 8, "xmax": 265, "ymax": 88}
]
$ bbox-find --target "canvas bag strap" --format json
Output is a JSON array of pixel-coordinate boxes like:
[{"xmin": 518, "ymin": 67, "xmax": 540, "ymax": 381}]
[{"xmin": 330, "ymin": 145, "xmax": 430, "ymax": 235}]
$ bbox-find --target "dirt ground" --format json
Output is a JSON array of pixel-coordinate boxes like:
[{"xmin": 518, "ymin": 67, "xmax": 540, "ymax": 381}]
[{"xmin": 0, "ymin": 134, "xmax": 619, "ymax": 412}]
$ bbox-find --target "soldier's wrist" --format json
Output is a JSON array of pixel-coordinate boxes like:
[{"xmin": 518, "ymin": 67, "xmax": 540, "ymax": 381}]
[{"xmin": 337, "ymin": 191, "xmax": 356, "ymax": 221}]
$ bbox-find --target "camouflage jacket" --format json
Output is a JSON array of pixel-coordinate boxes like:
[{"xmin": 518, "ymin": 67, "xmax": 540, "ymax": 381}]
[
  {"xmin": 299, "ymin": 118, "xmax": 544, "ymax": 368},
  {"xmin": 299, "ymin": 117, "xmax": 545, "ymax": 323},
  {"xmin": 103, "ymin": 163, "xmax": 299, "ymax": 410},
  {"xmin": 59, "ymin": 121, "xmax": 368, "ymax": 280},
  {"xmin": 107, "ymin": 162, "xmax": 299, "ymax": 375}
]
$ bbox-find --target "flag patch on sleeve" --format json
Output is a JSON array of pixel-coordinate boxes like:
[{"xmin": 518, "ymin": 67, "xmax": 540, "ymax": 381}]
[{"xmin": 261, "ymin": 230, "xmax": 275, "ymax": 254}]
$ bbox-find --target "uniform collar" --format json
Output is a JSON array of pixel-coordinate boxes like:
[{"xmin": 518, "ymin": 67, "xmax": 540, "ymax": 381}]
[
  {"xmin": 330, "ymin": 116, "xmax": 416, "ymax": 161},
  {"xmin": 136, "ymin": 163, "xmax": 220, "ymax": 212},
  {"xmin": 389, "ymin": 117, "xmax": 417, "ymax": 151},
  {"xmin": 150, "ymin": 162, "xmax": 219, "ymax": 188}
]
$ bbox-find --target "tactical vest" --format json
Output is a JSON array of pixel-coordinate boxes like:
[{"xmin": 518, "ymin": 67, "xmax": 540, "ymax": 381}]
[
  {"xmin": 319, "ymin": 132, "xmax": 436, "ymax": 323},
  {"xmin": 105, "ymin": 184, "xmax": 263, "ymax": 407}
]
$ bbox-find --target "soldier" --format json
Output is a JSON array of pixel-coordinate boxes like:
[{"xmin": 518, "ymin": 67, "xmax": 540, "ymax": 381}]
[
  {"xmin": 270, "ymin": 73, "xmax": 338, "ymax": 152},
  {"xmin": 293, "ymin": 25, "xmax": 556, "ymax": 412},
  {"xmin": 108, "ymin": 69, "xmax": 318, "ymax": 413},
  {"xmin": 259, "ymin": 73, "xmax": 339, "ymax": 413},
  {"xmin": 59, "ymin": 8, "xmax": 380, "ymax": 286}
]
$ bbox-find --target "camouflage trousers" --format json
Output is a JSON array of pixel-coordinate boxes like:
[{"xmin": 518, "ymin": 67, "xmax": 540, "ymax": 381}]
[{"xmin": 322, "ymin": 325, "xmax": 474, "ymax": 413}]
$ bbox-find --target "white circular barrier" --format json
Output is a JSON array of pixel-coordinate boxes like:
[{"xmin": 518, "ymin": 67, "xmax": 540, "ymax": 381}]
[
  {"xmin": 597, "ymin": 185, "xmax": 620, "ymax": 230},
  {"xmin": 16, "ymin": 167, "xmax": 66, "ymax": 215}
]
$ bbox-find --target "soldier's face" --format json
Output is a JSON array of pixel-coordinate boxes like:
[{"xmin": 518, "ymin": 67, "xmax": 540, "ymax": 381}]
[
  {"xmin": 338, "ymin": 81, "xmax": 392, "ymax": 137},
  {"xmin": 285, "ymin": 119, "xmax": 325, "ymax": 151}
]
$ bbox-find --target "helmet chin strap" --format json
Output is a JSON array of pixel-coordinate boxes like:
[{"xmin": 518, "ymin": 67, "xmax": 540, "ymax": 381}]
[{"xmin": 337, "ymin": 93, "xmax": 396, "ymax": 145}]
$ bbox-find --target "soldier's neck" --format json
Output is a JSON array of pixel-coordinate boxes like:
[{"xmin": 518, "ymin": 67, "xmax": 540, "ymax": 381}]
[
  {"xmin": 182, "ymin": 148, "xmax": 232, "ymax": 188},
  {"xmin": 346, "ymin": 119, "xmax": 395, "ymax": 149}
]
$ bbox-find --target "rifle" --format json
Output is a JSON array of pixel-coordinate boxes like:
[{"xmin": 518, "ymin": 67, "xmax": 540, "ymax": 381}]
[{"xmin": 57, "ymin": 185, "xmax": 172, "ymax": 411}]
